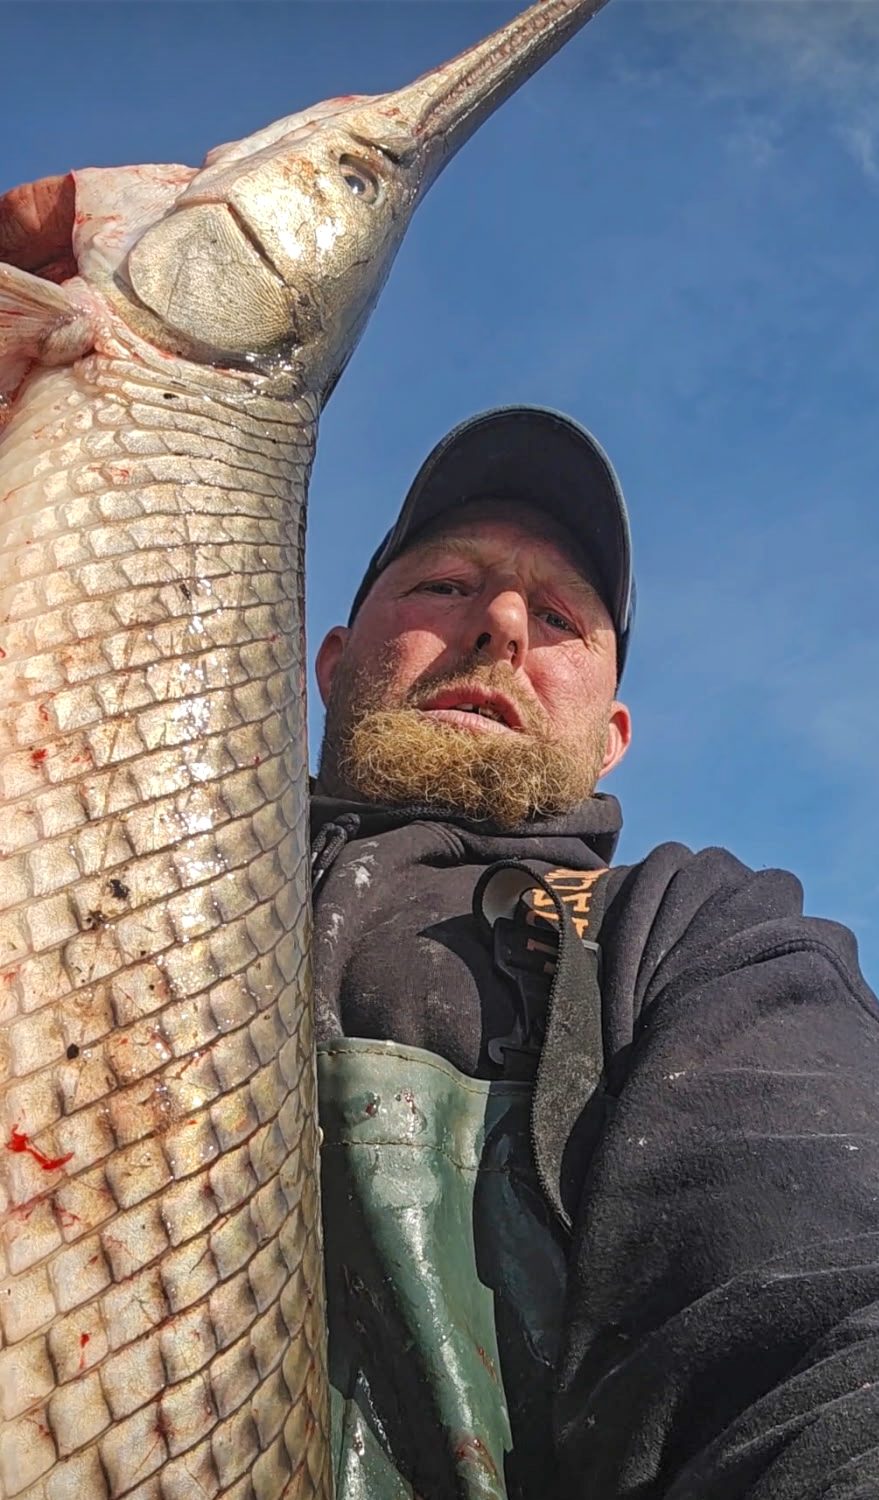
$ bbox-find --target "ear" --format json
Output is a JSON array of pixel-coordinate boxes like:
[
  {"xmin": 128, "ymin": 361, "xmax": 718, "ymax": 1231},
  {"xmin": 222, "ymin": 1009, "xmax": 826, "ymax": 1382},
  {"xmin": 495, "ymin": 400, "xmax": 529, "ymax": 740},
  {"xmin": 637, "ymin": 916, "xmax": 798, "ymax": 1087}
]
[
  {"xmin": 598, "ymin": 700, "xmax": 632, "ymax": 780},
  {"xmin": 315, "ymin": 626, "xmax": 350, "ymax": 706}
]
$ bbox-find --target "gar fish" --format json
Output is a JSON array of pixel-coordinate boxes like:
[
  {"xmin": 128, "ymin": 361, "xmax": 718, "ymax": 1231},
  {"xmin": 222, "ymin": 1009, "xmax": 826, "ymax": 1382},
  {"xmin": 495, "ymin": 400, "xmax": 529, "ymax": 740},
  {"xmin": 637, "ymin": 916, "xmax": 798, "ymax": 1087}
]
[{"xmin": 0, "ymin": 1, "xmax": 609, "ymax": 1495}]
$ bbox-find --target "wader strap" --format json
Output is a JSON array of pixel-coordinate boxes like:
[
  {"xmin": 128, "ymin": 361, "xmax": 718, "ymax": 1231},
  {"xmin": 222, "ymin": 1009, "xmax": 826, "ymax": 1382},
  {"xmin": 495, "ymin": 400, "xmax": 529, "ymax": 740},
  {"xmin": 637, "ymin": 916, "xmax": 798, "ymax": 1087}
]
[{"xmin": 474, "ymin": 862, "xmax": 609, "ymax": 1231}]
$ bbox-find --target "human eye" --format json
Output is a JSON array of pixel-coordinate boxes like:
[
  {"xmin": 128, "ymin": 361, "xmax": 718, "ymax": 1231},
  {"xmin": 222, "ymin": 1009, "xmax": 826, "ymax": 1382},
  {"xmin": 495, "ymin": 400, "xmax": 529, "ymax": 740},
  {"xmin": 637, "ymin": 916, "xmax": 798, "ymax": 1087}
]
[
  {"xmin": 538, "ymin": 606, "xmax": 576, "ymax": 634},
  {"xmin": 416, "ymin": 578, "xmax": 464, "ymax": 596}
]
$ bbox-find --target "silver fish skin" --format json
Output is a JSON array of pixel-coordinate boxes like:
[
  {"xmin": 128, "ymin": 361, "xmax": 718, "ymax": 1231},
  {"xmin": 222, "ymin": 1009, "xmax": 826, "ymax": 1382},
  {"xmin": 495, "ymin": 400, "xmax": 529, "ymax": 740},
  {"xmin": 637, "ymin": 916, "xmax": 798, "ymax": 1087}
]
[{"xmin": 0, "ymin": 2, "xmax": 610, "ymax": 1496}]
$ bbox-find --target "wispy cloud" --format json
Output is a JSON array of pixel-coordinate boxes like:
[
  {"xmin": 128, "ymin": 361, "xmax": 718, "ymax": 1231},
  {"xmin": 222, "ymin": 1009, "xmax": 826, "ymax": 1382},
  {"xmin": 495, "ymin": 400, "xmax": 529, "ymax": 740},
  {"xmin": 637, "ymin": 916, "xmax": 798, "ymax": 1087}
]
[
  {"xmin": 643, "ymin": 0, "xmax": 879, "ymax": 183},
  {"xmin": 841, "ymin": 122, "xmax": 879, "ymax": 184}
]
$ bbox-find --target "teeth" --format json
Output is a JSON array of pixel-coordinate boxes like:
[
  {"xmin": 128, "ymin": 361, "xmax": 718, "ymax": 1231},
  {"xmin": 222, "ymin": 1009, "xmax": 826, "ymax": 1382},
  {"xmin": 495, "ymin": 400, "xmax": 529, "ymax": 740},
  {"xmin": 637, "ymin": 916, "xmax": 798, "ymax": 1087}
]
[
  {"xmin": 458, "ymin": 704, "xmax": 503, "ymax": 722},
  {"xmin": 443, "ymin": 702, "xmax": 505, "ymax": 722}
]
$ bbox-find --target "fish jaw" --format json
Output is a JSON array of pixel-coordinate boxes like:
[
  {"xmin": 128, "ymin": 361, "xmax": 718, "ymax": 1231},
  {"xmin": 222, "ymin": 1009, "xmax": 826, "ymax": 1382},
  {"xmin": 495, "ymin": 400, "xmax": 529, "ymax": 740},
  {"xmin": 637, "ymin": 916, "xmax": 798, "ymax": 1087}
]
[
  {"xmin": 123, "ymin": 0, "xmax": 610, "ymax": 395},
  {"xmin": 3, "ymin": 0, "xmax": 609, "ymax": 403}
]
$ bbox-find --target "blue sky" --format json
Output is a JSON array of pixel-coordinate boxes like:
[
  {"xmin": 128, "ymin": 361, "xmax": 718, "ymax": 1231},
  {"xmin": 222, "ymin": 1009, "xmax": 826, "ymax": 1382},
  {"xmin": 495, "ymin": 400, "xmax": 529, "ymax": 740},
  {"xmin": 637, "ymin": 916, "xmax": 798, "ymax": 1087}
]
[{"xmin": 4, "ymin": 2, "xmax": 878, "ymax": 985}]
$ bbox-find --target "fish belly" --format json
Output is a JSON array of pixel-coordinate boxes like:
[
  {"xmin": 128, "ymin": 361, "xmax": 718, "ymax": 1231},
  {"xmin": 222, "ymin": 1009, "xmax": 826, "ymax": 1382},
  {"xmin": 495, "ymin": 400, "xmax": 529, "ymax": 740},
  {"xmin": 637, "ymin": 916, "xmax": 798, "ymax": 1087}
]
[{"xmin": 0, "ymin": 355, "xmax": 331, "ymax": 1499}]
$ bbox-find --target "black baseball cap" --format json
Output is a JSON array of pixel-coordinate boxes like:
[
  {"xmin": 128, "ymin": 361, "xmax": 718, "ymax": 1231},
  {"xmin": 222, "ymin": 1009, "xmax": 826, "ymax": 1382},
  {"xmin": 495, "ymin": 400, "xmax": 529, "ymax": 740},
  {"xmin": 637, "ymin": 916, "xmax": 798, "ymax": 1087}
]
[{"xmin": 348, "ymin": 405, "xmax": 635, "ymax": 679}]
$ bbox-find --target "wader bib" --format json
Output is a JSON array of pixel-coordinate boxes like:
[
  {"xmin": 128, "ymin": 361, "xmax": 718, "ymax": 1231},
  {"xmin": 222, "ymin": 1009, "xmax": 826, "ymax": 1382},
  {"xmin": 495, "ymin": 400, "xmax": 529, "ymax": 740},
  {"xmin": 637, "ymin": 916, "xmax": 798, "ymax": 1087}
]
[
  {"xmin": 318, "ymin": 863, "xmax": 608, "ymax": 1499},
  {"xmin": 319, "ymin": 1040, "xmax": 568, "ymax": 1500}
]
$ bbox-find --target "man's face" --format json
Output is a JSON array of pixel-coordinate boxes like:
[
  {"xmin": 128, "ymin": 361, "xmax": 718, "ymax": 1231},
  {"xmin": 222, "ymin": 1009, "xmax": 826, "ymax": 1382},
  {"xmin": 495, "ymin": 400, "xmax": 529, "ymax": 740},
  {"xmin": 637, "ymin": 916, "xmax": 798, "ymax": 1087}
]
[{"xmin": 315, "ymin": 502, "xmax": 631, "ymax": 824}]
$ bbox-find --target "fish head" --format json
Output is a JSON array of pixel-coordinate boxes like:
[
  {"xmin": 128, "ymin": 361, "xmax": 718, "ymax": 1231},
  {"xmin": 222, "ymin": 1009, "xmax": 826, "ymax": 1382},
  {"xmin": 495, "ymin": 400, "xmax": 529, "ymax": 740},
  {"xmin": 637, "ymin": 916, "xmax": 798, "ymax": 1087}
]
[
  {"xmin": 3, "ymin": 0, "xmax": 607, "ymax": 401},
  {"xmin": 111, "ymin": 94, "xmax": 428, "ymax": 396}
]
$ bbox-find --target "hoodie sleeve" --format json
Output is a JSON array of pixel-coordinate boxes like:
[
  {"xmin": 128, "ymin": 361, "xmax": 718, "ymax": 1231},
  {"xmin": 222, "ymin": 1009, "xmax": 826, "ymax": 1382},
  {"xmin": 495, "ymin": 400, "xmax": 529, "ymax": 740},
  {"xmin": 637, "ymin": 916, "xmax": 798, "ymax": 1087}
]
[{"xmin": 555, "ymin": 844, "xmax": 879, "ymax": 1500}]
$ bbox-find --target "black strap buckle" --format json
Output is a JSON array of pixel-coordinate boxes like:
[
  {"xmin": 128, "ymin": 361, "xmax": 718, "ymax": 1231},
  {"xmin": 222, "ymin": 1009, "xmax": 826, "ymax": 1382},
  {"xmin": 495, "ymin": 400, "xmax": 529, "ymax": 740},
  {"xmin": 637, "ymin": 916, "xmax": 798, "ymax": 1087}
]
[{"xmin": 486, "ymin": 916, "xmax": 553, "ymax": 1075}]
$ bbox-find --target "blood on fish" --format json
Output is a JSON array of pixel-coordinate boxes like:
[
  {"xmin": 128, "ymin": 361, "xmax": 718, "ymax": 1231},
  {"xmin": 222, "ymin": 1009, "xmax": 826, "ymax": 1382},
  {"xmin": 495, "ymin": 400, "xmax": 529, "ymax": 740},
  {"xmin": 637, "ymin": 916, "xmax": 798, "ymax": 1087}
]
[
  {"xmin": 8, "ymin": 1182, "xmax": 76, "ymax": 1231},
  {"xmin": 30, "ymin": 747, "xmax": 47, "ymax": 765},
  {"xmin": 171, "ymin": 1052, "xmax": 202, "ymax": 1079},
  {"xmin": 101, "ymin": 1231, "xmax": 138, "ymax": 1277},
  {"xmin": 135, "ymin": 1404, "xmax": 173, "ymax": 1472},
  {"xmin": 7, "ymin": 1125, "xmax": 74, "ymax": 1173},
  {"xmin": 8, "ymin": 1191, "xmax": 46, "ymax": 1223}
]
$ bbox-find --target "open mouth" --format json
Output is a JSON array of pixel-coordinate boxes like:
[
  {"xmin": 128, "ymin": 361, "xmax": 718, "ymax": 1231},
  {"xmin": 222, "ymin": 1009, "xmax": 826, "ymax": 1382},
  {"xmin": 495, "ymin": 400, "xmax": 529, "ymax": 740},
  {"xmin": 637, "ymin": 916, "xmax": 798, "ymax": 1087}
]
[
  {"xmin": 448, "ymin": 703, "xmax": 506, "ymax": 723},
  {"xmin": 415, "ymin": 689, "xmax": 524, "ymax": 733}
]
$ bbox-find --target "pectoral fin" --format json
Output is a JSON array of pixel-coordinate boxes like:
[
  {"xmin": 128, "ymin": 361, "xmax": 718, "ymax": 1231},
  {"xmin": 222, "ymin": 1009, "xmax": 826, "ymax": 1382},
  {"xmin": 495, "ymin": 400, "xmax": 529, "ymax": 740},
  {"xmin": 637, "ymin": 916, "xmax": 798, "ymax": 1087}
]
[
  {"xmin": 0, "ymin": 172, "xmax": 95, "ymax": 417},
  {"xmin": 0, "ymin": 261, "xmax": 95, "ymax": 414}
]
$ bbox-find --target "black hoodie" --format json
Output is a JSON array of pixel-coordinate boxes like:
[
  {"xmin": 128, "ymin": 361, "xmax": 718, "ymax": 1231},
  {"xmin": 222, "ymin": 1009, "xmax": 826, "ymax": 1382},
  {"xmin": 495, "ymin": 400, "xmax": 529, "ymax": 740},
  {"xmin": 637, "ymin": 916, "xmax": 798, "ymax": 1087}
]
[
  {"xmin": 311, "ymin": 790, "xmax": 620, "ymax": 1076},
  {"xmin": 311, "ymin": 793, "xmax": 879, "ymax": 1500}
]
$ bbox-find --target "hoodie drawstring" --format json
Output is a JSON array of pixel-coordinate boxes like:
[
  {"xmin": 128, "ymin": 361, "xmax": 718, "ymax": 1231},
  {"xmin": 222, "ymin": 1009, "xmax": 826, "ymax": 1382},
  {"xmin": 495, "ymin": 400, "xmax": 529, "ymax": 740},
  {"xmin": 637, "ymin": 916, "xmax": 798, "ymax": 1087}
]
[{"xmin": 311, "ymin": 813, "xmax": 363, "ymax": 897}]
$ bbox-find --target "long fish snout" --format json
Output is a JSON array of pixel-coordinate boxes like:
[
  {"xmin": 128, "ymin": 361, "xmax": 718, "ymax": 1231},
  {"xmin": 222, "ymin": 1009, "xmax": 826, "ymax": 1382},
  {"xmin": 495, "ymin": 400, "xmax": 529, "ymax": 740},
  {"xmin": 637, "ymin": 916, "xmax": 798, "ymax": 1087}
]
[{"xmin": 102, "ymin": 0, "xmax": 609, "ymax": 394}]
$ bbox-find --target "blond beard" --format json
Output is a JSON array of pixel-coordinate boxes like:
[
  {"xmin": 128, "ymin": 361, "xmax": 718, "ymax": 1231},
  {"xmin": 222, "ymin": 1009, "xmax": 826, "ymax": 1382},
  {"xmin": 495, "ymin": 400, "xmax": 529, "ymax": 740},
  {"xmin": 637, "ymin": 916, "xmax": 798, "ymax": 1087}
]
[{"xmin": 319, "ymin": 657, "xmax": 609, "ymax": 827}]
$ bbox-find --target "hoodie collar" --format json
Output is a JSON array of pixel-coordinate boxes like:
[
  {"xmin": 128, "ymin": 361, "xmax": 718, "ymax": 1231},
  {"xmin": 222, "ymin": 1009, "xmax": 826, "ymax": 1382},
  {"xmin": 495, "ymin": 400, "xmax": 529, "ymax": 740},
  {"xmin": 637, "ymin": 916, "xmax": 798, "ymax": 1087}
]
[{"xmin": 310, "ymin": 785, "xmax": 622, "ymax": 866}]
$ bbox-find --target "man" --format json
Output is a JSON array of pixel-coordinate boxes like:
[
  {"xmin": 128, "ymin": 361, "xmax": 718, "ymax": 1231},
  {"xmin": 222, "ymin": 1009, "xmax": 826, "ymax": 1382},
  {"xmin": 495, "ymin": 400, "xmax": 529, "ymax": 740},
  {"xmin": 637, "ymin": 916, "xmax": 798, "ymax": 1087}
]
[{"xmin": 310, "ymin": 407, "xmax": 879, "ymax": 1500}]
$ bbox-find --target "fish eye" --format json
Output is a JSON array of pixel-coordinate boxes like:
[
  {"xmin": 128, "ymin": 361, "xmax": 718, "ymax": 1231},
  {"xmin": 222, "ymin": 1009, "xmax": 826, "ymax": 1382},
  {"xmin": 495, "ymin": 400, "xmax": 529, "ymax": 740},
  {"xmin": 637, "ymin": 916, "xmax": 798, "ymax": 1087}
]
[{"xmin": 339, "ymin": 155, "xmax": 379, "ymax": 204}]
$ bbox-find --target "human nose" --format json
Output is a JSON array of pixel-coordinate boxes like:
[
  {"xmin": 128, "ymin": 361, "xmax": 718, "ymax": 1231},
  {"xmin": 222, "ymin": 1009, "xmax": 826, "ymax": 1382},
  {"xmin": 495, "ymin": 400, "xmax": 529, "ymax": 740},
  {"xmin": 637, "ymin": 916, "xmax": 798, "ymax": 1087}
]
[{"xmin": 470, "ymin": 587, "xmax": 528, "ymax": 668}]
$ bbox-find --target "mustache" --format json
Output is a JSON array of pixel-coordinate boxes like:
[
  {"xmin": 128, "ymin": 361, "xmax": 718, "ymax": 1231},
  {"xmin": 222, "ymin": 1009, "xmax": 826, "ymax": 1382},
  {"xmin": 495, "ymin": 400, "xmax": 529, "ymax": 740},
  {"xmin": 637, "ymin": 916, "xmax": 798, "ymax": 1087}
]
[{"xmin": 403, "ymin": 661, "xmax": 547, "ymax": 734}]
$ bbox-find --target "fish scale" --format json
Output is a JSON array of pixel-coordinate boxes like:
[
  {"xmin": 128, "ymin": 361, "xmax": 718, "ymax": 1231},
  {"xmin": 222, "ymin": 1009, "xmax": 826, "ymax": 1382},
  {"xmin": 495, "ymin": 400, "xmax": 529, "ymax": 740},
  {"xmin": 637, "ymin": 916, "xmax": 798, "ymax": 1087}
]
[
  {"xmin": 0, "ymin": 358, "xmax": 329, "ymax": 1500},
  {"xmin": 0, "ymin": 1, "xmax": 610, "ymax": 1493}
]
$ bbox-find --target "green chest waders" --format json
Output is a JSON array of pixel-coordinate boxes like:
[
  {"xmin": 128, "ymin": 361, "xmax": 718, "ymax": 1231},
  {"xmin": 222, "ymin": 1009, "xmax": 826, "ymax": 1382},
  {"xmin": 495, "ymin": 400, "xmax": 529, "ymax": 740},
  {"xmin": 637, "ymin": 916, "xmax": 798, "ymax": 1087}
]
[{"xmin": 318, "ymin": 1040, "xmax": 569, "ymax": 1500}]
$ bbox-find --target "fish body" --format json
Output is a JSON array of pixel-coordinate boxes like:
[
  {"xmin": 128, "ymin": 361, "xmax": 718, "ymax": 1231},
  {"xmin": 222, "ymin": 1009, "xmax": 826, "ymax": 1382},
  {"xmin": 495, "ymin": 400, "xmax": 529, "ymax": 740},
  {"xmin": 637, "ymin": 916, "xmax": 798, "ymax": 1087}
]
[
  {"xmin": 0, "ymin": 346, "xmax": 325, "ymax": 1500},
  {"xmin": 0, "ymin": 2, "xmax": 609, "ymax": 1495}
]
